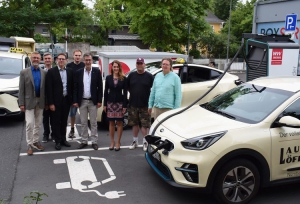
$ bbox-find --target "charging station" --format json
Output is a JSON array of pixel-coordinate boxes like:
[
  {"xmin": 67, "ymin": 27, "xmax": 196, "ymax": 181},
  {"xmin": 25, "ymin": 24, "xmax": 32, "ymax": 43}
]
[{"xmin": 245, "ymin": 34, "xmax": 299, "ymax": 81}]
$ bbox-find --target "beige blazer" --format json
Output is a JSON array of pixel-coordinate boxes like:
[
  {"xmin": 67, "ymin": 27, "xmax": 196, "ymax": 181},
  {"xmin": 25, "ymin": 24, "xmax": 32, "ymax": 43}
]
[{"xmin": 19, "ymin": 67, "xmax": 46, "ymax": 110}]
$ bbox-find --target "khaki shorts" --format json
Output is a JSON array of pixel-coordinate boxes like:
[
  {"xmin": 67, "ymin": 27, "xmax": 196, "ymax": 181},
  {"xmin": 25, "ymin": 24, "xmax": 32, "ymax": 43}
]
[{"xmin": 128, "ymin": 106, "xmax": 151, "ymax": 128}]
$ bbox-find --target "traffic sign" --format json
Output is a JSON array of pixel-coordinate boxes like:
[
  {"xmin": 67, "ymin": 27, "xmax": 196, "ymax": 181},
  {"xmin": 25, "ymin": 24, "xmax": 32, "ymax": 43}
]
[{"xmin": 285, "ymin": 14, "xmax": 297, "ymax": 32}]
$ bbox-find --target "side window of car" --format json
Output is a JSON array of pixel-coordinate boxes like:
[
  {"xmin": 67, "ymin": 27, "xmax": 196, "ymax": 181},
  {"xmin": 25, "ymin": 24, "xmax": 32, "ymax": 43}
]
[
  {"xmin": 187, "ymin": 67, "xmax": 211, "ymax": 83},
  {"xmin": 279, "ymin": 98, "xmax": 300, "ymax": 120},
  {"xmin": 211, "ymin": 70, "xmax": 222, "ymax": 79}
]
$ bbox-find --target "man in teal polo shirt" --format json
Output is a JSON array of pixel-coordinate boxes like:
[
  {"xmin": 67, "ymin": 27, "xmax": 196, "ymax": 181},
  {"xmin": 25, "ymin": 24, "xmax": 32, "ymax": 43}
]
[{"xmin": 148, "ymin": 58, "xmax": 182, "ymax": 119}]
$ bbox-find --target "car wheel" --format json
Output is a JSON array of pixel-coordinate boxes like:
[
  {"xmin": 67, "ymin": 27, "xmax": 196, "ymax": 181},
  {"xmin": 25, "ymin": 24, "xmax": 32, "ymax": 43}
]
[{"xmin": 213, "ymin": 159, "xmax": 260, "ymax": 204}]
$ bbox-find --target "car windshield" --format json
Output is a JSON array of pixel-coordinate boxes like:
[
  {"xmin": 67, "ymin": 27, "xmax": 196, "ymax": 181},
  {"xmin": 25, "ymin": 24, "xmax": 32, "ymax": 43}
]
[
  {"xmin": 203, "ymin": 83, "xmax": 294, "ymax": 123},
  {"xmin": 0, "ymin": 57, "xmax": 22, "ymax": 75},
  {"xmin": 126, "ymin": 61, "xmax": 161, "ymax": 76}
]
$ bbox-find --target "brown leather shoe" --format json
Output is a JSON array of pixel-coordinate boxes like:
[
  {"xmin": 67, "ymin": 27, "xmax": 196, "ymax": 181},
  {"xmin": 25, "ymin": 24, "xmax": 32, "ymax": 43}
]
[
  {"xmin": 77, "ymin": 143, "xmax": 87, "ymax": 149},
  {"xmin": 27, "ymin": 146, "xmax": 33, "ymax": 156},
  {"xmin": 32, "ymin": 142, "xmax": 44, "ymax": 151}
]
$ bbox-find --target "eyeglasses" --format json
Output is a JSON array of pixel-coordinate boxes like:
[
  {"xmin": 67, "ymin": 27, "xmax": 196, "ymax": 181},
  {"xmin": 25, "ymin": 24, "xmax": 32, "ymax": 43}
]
[
  {"xmin": 57, "ymin": 58, "xmax": 66, "ymax": 61},
  {"xmin": 84, "ymin": 59, "xmax": 92, "ymax": 61}
]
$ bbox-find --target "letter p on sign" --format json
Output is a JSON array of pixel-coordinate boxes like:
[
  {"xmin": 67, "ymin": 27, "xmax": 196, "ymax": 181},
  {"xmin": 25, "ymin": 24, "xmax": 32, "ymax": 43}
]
[{"xmin": 285, "ymin": 14, "xmax": 297, "ymax": 32}]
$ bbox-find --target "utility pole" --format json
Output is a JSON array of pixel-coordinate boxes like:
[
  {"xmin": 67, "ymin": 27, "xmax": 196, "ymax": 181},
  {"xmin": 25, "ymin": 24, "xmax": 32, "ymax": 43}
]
[
  {"xmin": 226, "ymin": 0, "xmax": 232, "ymax": 64},
  {"xmin": 65, "ymin": 28, "xmax": 68, "ymax": 54}
]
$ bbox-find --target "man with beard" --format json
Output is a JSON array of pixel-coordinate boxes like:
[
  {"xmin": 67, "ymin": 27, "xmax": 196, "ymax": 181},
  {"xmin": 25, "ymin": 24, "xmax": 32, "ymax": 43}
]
[{"xmin": 19, "ymin": 52, "xmax": 46, "ymax": 155}]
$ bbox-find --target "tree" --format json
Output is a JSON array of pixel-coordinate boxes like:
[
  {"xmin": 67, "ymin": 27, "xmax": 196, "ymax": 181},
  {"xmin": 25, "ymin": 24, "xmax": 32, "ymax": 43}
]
[
  {"xmin": 124, "ymin": 0, "xmax": 211, "ymax": 51},
  {"xmin": 92, "ymin": 0, "xmax": 128, "ymax": 45},
  {"xmin": 213, "ymin": 0, "xmax": 239, "ymax": 21},
  {"xmin": 0, "ymin": 0, "xmax": 85, "ymax": 38}
]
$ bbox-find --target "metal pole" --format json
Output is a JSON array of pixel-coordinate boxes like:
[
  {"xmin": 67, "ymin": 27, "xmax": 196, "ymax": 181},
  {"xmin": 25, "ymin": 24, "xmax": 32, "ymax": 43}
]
[
  {"xmin": 226, "ymin": 0, "xmax": 232, "ymax": 64},
  {"xmin": 187, "ymin": 23, "xmax": 190, "ymax": 57},
  {"xmin": 65, "ymin": 28, "xmax": 68, "ymax": 54}
]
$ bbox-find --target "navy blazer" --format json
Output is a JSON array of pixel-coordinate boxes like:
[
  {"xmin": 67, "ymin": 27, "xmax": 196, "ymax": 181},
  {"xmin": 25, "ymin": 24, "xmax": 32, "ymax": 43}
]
[
  {"xmin": 73, "ymin": 67, "xmax": 103, "ymax": 107},
  {"xmin": 104, "ymin": 75, "xmax": 127, "ymax": 108},
  {"xmin": 45, "ymin": 66, "xmax": 73, "ymax": 106}
]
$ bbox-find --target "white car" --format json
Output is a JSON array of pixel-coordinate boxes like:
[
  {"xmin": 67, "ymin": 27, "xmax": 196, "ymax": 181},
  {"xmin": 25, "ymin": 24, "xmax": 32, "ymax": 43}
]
[
  {"xmin": 145, "ymin": 76, "xmax": 300, "ymax": 204},
  {"xmin": 97, "ymin": 63, "xmax": 240, "ymax": 128},
  {"xmin": 0, "ymin": 52, "xmax": 31, "ymax": 120}
]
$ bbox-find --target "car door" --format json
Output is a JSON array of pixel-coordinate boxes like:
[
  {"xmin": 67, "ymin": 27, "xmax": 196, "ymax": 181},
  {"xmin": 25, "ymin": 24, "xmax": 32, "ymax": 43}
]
[
  {"xmin": 270, "ymin": 97, "xmax": 300, "ymax": 181},
  {"xmin": 177, "ymin": 65, "xmax": 219, "ymax": 107}
]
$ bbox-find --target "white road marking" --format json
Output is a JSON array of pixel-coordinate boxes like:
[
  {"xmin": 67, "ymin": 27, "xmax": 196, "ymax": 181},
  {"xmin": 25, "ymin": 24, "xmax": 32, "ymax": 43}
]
[
  {"xmin": 19, "ymin": 145, "xmax": 144, "ymax": 156},
  {"xmin": 54, "ymin": 156, "xmax": 126, "ymax": 199},
  {"xmin": 66, "ymin": 124, "xmax": 92, "ymax": 145}
]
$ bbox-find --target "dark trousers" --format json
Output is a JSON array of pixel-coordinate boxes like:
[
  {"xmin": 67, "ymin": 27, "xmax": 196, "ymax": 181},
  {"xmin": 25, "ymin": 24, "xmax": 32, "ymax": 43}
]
[
  {"xmin": 50, "ymin": 97, "xmax": 70, "ymax": 144},
  {"xmin": 43, "ymin": 108, "xmax": 53, "ymax": 137}
]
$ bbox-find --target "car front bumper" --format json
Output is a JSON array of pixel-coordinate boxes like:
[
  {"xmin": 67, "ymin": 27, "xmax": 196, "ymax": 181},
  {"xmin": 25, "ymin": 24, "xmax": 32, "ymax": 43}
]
[
  {"xmin": 145, "ymin": 135, "xmax": 219, "ymax": 189},
  {"xmin": 0, "ymin": 93, "xmax": 21, "ymax": 117}
]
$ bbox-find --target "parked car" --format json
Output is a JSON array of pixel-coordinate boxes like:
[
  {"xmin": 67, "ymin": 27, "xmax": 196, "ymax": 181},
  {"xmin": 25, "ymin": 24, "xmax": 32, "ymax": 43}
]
[
  {"xmin": 97, "ymin": 63, "xmax": 240, "ymax": 128},
  {"xmin": 0, "ymin": 52, "xmax": 31, "ymax": 120},
  {"xmin": 145, "ymin": 76, "xmax": 300, "ymax": 204},
  {"xmin": 37, "ymin": 47, "xmax": 66, "ymax": 61}
]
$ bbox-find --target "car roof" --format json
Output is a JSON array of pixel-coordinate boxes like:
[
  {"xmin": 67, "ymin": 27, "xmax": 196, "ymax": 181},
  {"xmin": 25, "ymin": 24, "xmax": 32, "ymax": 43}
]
[
  {"xmin": 173, "ymin": 63, "xmax": 224, "ymax": 72},
  {"xmin": 251, "ymin": 76, "xmax": 300, "ymax": 92},
  {"xmin": 0, "ymin": 52, "xmax": 25, "ymax": 59}
]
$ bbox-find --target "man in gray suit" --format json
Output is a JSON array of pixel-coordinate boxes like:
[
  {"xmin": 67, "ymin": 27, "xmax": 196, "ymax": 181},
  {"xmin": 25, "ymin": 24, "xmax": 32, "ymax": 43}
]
[{"xmin": 19, "ymin": 51, "xmax": 46, "ymax": 155}]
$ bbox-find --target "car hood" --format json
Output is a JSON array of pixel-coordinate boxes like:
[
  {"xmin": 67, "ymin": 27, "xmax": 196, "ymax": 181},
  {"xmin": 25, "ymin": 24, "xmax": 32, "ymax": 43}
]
[
  {"xmin": 155, "ymin": 105, "xmax": 251, "ymax": 139},
  {"xmin": 0, "ymin": 75, "xmax": 19, "ymax": 91}
]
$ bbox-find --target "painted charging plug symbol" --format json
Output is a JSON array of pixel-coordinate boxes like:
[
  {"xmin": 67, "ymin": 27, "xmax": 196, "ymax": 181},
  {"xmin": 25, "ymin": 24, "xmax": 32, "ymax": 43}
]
[{"xmin": 54, "ymin": 156, "xmax": 126, "ymax": 199}]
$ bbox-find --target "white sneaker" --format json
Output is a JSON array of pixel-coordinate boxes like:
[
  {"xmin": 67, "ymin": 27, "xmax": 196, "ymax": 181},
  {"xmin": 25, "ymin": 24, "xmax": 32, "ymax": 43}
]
[
  {"xmin": 129, "ymin": 141, "xmax": 138, "ymax": 150},
  {"xmin": 143, "ymin": 142, "xmax": 148, "ymax": 152}
]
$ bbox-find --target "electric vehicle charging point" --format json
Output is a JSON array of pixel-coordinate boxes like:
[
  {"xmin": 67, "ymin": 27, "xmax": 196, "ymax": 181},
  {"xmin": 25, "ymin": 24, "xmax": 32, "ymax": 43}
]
[
  {"xmin": 243, "ymin": 34, "xmax": 300, "ymax": 81},
  {"xmin": 54, "ymin": 156, "xmax": 126, "ymax": 199}
]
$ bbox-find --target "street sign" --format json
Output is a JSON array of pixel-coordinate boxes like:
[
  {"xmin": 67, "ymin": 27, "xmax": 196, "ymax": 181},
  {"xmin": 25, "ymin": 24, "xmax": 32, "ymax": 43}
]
[{"xmin": 285, "ymin": 14, "xmax": 297, "ymax": 32}]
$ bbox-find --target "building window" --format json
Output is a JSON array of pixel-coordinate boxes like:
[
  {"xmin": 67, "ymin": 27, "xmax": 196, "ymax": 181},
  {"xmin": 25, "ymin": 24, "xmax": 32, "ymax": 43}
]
[
  {"xmin": 111, "ymin": 30, "xmax": 116, "ymax": 34},
  {"xmin": 42, "ymin": 29, "xmax": 48, "ymax": 34},
  {"xmin": 211, "ymin": 25, "xmax": 214, "ymax": 31}
]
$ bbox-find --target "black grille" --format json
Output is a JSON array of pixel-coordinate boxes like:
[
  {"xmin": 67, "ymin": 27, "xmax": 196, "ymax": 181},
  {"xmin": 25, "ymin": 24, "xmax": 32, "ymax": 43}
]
[
  {"xmin": 0, "ymin": 108, "xmax": 8, "ymax": 115},
  {"xmin": 148, "ymin": 152, "xmax": 172, "ymax": 180},
  {"xmin": 247, "ymin": 60, "xmax": 268, "ymax": 81},
  {"xmin": 181, "ymin": 164, "xmax": 199, "ymax": 183}
]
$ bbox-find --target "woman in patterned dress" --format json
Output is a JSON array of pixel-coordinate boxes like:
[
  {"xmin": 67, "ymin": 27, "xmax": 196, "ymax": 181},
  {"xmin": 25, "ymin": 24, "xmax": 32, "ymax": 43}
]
[{"xmin": 103, "ymin": 60, "xmax": 127, "ymax": 151}]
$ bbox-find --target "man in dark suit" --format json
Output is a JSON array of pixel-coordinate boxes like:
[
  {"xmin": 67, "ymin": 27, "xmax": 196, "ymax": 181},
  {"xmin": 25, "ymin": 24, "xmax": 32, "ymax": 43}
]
[
  {"xmin": 19, "ymin": 51, "xmax": 46, "ymax": 155},
  {"xmin": 45, "ymin": 53, "xmax": 73, "ymax": 150},
  {"xmin": 73, "ymin": 53, "xmax": 103, "ymax": 150}
]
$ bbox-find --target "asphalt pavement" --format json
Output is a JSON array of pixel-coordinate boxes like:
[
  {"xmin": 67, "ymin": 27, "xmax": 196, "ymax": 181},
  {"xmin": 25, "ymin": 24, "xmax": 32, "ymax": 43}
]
[{"xmin": 2, "ymin": 72, "xmax": 300, "ymax": 204}]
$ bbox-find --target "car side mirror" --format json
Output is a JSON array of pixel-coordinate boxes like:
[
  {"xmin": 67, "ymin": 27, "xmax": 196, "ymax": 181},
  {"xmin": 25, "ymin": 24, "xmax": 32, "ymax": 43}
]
[{"xmin": 276, "ymin": 116, "xmax": 300, "ymax": 128}]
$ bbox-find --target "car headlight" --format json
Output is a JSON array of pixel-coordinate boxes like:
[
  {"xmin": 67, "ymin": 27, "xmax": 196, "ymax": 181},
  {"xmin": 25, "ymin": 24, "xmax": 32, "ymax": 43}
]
[{"xmin": 181, "ymin": 131, "xmax": 227, "ymax": 150}]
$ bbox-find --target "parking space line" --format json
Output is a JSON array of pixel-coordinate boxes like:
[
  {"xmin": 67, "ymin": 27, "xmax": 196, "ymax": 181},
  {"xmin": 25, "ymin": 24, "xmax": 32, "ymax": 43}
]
[{"xmin": 19, "ymin": 145, "xmax": 143, "ymax": 156}]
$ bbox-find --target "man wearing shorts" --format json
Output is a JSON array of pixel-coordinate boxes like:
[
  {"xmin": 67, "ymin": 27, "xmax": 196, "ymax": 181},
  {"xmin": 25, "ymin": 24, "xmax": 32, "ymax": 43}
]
[
  {"xmin": 127, "ymin": 58, "xmax": 154, "ymax": 151},
  {"xmin": 67, "ymin": 49, "xmax": 85, "ymax": 138}
]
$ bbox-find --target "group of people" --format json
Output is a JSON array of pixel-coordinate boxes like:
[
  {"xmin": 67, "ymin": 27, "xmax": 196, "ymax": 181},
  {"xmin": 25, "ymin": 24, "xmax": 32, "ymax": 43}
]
[{"xmin": 19, "ymin": 51, "xmax": 182, "ymax": 156}]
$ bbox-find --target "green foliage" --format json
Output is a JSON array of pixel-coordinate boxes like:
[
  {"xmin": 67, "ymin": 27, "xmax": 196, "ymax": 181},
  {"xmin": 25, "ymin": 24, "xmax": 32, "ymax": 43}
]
[
  {"xmin": 189, "ymin": 49, "xmax": 200, "ymax": 59},
  {"xmin": 213, "ymin": 0, "xmax": 239, "ymax": 21},
  {"xmin": 34, "ymin": 34, "xmax": 49, "ymax": 43},
  {"xmin": 0, "ymin": 0, "xmax": 85, "ymax": 38},
  {"xmin": 23, "ymin": 191, "xmax": 48, "ymax": 204},
  {"xmin": 221, "ymin": 0, "xmax": 255, "ymax": 41},
  {"xmin": 125, "ymin": 0, "xmax": 211, "ymax": 51}
]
